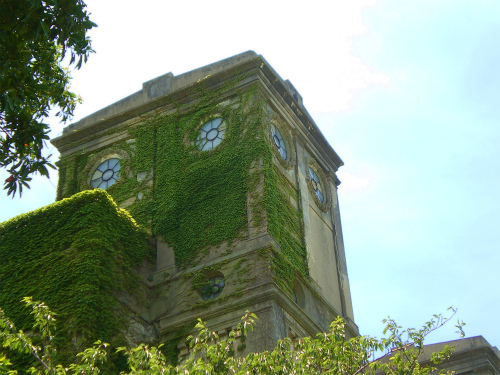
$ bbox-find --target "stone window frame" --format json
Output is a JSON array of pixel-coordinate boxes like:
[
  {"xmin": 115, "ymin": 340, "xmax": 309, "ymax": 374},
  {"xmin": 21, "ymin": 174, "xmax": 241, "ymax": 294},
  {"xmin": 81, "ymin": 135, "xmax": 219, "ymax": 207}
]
[
  {"xmin": 197, "ymin": 270, "xmax": 226, "ymax": 301},
  {"xmin": 81, "ymin": 149, "xmax": 131, "ymax": 190},
  {"xmin": 90, "ymin": 158, "xmax": 121, "ymax": 190},
  {"xmin": 305, "ymin": 158, "xmax": 332, "ymax": 212},
  {"xmin": 195, "ymin": 116, "xmax": 228, "ymax": 152},
  {"xmin": 183, "ymin": 110, "xmax": 233, "ymax": 154},
  {"xmin": 268, "ymin": 116, "xmax": 296, "ymax": 170}
]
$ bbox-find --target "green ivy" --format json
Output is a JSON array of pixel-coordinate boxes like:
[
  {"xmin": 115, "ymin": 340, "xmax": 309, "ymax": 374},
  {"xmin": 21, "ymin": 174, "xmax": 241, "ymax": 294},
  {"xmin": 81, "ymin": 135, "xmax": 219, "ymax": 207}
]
[
  {"xmin": 159, "ymin": 320, "xmax": 197, "ymax": 366},
  {"xmin": 61, "ymin": 78, "xmax": 307, "ymax": 272},
  {"xmin": 53, "ymin": 70, "xmax": 310, "ymax": 339},
  {"xmin": 264, "ymin": 160, "xmax": 309, "ymax": 296},
  {"xmin": 0, "ymin": 190, "xmax": 153, "ymax": 365}
]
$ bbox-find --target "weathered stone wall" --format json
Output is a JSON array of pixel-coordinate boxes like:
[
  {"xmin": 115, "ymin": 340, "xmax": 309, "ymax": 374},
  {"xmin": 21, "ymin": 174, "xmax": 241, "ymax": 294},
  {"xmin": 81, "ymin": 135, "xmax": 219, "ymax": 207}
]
[{"xmin": 50, "ymin": 51, "xmax": 359, "ymax": 357}]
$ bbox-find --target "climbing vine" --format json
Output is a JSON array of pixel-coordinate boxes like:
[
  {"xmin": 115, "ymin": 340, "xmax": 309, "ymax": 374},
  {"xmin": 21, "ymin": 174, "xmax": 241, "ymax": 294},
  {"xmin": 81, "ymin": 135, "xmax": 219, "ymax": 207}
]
[
  {"xmin": 264, "ymin": 162, "xmax": 309, "ymax": 296},
  {"xmin": 43, "ymin": 66, "xmax": 312, "ymax": 364},
  {"xmin": 56, "ymin": 71, "xmax": 309, "ymax": 281},
  {"xmin": 0, "ymin": 190, "xmax": 153, "ymax": 368}
]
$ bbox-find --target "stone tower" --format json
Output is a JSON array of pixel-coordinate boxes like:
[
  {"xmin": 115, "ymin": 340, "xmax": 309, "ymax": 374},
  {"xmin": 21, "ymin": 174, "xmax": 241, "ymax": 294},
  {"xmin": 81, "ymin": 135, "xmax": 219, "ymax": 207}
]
[{"xmin": 51, "ymin": 51, "xmax": 358, "ymax": 355}]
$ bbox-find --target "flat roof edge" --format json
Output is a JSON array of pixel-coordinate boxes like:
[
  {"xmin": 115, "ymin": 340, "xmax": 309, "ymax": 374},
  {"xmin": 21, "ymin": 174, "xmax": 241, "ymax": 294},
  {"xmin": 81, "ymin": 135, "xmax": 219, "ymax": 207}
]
[
  {"xmin": 51, "ymin": 51, "xmax": 343, "ymax": 170},
  {"xmin": 58, "ymin": 51, "xmax": 258, "ymax": 136}
]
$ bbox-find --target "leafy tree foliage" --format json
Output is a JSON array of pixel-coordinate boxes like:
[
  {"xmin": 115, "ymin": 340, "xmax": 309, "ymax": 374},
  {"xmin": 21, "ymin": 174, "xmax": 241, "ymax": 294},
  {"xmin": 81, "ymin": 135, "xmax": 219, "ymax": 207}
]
[
  {"xmin": 0, "ymin": 298, "xmax": 465, "ymax": 375},
  {"xmin": 0, "ymin": 0, "xmax": 96, "ymax": 196}
]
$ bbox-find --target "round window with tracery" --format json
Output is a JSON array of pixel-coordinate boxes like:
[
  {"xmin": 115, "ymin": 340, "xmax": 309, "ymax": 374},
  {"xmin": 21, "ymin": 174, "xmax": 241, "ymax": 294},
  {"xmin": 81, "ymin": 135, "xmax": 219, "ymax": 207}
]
[
  {"xmin": 196, "ymin": 118, "xmax": 226, "ymax": 151},
  {"xmin": 201, "ymin": 276, "xmax": 225, "ymax": 301},
  {"xmin": 308, "ymin": 166, "xmax": 324, "ymax": 203},
  {"xmin": 91, "ymin": 158, "xmax": 120, "ymax": 189}
]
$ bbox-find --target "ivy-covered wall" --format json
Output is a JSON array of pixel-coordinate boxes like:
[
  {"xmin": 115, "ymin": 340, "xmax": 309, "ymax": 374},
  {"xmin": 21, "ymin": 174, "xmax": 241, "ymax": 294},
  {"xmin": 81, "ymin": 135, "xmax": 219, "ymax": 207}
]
[
  {"xmin": 2, "ymin": 56, "xmax": 354, "ymax": 367},
  {"xmin": 146, "ymin": 85, "xmax": 264, "ymax": 269},
  {"xmin": 50, "ymin": 76, "xmax": 313, "ymax": 363},
  {"xmin": 265, "ymin": 162, "xmax": 309, "ymax": 295},
  {"xmin": 0, "ymin": 190, "xmax": 153, "ymax": 364},
  {"xmin": 56, "ymin": 78, "xmax": 309, "ymax": 286}
]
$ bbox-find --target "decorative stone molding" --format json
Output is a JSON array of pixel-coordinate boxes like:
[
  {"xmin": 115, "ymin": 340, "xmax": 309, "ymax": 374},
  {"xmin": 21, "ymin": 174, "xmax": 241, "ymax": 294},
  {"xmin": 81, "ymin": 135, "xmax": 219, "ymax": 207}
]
[{"xmin": 327, "ymin": 170, "xmax": 341, "ymax": 187}]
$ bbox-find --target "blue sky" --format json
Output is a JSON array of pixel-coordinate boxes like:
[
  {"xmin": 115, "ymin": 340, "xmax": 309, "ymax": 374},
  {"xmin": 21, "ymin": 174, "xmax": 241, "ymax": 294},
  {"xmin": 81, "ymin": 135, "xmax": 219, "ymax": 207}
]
[
  {"xmin": 329, "ymin": 0, "xmax": 500, "ymax": 346},
  {"xmin": 1, "ymin": 0, "xmax": 499, "ymax": 348}
]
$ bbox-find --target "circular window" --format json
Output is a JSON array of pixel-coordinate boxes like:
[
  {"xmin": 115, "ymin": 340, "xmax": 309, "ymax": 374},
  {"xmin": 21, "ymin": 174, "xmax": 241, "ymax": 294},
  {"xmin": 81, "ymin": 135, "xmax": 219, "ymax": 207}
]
[
  {"xmin": 306, "ymin": 161, "xmax": 332, "ymax": 211},
  {"xmin": 270, "ymin": 123, "xmax": 287, "ymax": 160},
  {"xmin": 268, "ymin": 118, "xmax": 295, "ymax": 169},
  {"xmin": 91, "ymin": 158, "xmax": 120, "ymax": 189},
  {"xmin": 201, "ymin": 275, "xmax": 225, "ymax": 301},
  {"xmin": 308, "ymin": 166, "xmax": 324, "ymax": 203},
  {"xmin": 196, "ymin": 118, "xmax": 226, "ymax": 151}
]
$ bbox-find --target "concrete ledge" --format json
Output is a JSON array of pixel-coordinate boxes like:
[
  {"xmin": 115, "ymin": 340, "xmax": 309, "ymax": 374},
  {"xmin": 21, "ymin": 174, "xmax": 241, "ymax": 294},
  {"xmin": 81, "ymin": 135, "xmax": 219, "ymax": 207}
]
[
  {"xmin": 51, "ymin": 51, "xmax": 343, "ymax": 171},
  {"xmin": 59, "ymin": 51, "xmax": 258, "ymax": 136}
]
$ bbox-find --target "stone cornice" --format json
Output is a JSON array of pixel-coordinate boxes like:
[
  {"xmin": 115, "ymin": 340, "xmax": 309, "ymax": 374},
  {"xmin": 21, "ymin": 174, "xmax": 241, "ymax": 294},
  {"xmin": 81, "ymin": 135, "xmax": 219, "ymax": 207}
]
[{"xmin": 51, "ymin": 52, "xmax": 344, "ymax": 172}]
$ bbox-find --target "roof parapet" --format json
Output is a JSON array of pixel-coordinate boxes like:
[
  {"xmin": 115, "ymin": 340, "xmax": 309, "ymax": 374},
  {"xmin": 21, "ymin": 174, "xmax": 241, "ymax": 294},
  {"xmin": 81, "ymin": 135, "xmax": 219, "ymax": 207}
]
[
  {"xmin": 52, "ymin": 51, "xmax": 343, "ymax": 170},
  {"xmin": 61, "ymin": 51, "xmax": 258, "ymax": 135}
]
